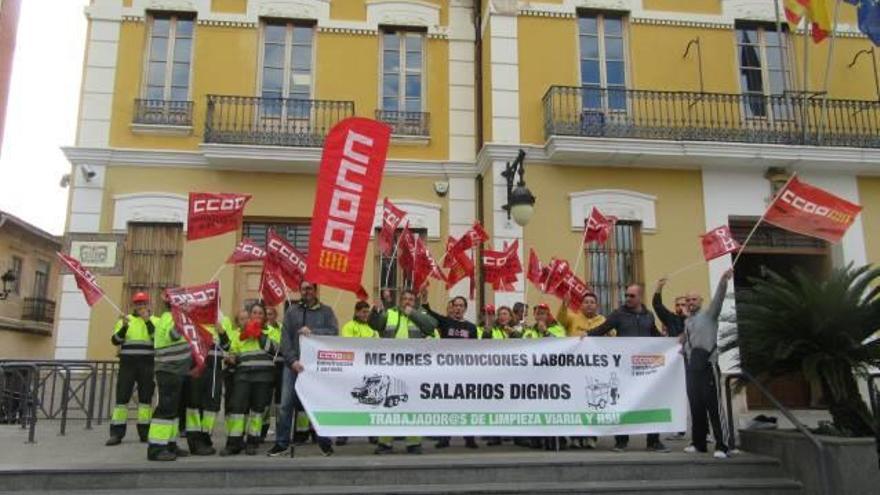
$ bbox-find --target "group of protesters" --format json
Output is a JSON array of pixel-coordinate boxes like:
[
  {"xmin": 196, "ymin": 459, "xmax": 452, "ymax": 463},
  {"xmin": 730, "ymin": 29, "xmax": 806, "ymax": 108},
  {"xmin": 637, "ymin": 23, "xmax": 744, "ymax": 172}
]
[{"xmin": 106, "ymin": 268, "xmax": 732, "ymax": 461}]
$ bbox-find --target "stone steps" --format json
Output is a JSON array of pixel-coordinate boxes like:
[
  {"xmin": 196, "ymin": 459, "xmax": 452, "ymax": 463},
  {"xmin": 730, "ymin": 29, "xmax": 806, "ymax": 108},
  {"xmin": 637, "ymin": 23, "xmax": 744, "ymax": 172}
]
[{"xmin": 0, "ymin": 451, "xmax": 802, "ymax": 494}]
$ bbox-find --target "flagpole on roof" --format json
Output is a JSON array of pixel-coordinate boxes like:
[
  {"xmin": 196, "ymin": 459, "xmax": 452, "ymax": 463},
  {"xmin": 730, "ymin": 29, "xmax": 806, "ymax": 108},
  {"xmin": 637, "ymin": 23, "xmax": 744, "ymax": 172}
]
[
  {"xmin": 731, "ymin": 173, "xmax": 798, "ymax": 267},
  {"xmin": 818, "ymin": 0, "xmax": 844, "ymax": 143},
  {"xmin": 773, "ymin": 0, "xmax": 791, "ymax": 94}
]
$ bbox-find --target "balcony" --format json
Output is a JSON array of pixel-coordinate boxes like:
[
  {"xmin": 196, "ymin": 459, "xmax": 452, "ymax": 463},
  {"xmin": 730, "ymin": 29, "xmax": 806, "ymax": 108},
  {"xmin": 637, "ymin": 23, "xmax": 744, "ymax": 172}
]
[
  {"xmin": 543, "ymin": 86, "xmax": 880, "ymax": 149},
  {"xmin": 375, "ymin": 110, "xmax": 430, "ymax": 138},
  {"xmin": 204, "ymin": 95, "xmax": 355, "ymax": 148},
  {"xmin": 21, "ymin": 298, "xmax": 55, "ymax": 325},
  {"xmin": 132, "ymin": 99, "xmax": 193, "ymax": 130}
]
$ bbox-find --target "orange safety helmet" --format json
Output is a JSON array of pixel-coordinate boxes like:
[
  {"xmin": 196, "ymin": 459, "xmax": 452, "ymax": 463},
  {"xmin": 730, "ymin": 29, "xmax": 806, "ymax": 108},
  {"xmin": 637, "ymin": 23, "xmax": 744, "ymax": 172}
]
[{"xmin": 131, "ymin": 292, "xmax": 150, "ymax": 304}]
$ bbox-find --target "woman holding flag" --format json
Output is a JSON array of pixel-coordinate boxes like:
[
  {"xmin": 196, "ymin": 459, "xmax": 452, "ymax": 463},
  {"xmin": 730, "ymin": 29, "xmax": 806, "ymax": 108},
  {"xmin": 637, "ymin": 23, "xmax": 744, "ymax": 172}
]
[{"xmin": 221, "ymin": 302, "xmax": 278, "ymax": 456}]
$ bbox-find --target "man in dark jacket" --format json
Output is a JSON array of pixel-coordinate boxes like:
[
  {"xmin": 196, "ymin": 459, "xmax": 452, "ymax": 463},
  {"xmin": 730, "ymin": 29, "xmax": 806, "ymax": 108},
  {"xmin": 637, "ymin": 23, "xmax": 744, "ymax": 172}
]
[
  {"xmin": 267, "ymin": 281, "xmax": 338, "ymax": 457},
  {"xmin": 652, "ymin": 277, "xmax": 687, "ymax": 338},
  {"xmin": 589, "ymin": 285, "xmax": 669, "ymax": 453}
]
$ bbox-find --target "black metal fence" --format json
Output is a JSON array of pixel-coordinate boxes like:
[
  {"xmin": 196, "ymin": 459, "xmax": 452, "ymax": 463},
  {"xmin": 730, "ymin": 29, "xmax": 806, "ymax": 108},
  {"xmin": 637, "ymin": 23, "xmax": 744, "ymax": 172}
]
[
  {"xmin": 204, "ymin": 95, "xmax": 355, "ymax": 147},
  {"xmin": 132, "ymin": 99, "xmax": 193, "ymax": 127},
  {"xmin": 375, "ymin": 109, "xmax": 430, "ymax": 137},
  {"xmin": 21, "ymin": 297, "xmax": 55, "ymax": 324},
  {"xmin": 543, "ymin": 85, "xmax": 880, "ymax": 148},
  {"xmin": 0, "ymin": 359, "xmax": 119, "ymax": 442}
]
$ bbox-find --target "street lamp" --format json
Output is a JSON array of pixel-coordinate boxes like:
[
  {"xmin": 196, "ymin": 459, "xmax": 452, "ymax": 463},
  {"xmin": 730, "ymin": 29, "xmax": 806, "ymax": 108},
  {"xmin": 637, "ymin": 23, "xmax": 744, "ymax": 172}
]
[
  {"xmin": 0, "ymin": 269, "xmax": 16, "ymax": 300},
  {"xmin": 501, "ymin": 149, "xmax": 536, "ymax": 227}
]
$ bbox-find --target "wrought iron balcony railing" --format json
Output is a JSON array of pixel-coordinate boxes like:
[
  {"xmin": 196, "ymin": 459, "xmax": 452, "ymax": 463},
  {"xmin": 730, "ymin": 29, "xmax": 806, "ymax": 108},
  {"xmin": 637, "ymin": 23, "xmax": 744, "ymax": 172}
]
[
  {"xmin": 543, "ymin": 86, "xmax": 880, "ymax": 148},
  {"xmin": 204, "ymin": 95, "xmax": 355, "ymax": 147},
  {"xmin": 21, "ymin": 297, "xmax": 55, "ymax": 324},
  {"xmin": 132, "ymin": 99, "xmax": 193, "ymax": 127},
  {"xmin": 375, "ymin": 110, "xmax": 430, "ymax": 137}
]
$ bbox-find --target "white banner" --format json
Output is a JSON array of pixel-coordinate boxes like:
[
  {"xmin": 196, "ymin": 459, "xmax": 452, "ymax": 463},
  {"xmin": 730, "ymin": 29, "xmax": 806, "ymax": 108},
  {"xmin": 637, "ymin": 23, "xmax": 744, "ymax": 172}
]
[{"xmin": 295, "ymin": 336, "xmax": 687, "ymax": 436}]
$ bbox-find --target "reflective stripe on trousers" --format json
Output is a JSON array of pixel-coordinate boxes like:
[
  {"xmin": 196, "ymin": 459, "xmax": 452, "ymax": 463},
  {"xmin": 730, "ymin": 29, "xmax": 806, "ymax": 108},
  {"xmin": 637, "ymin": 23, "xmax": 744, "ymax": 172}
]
[
  {"xmin": 185, "ymin": 408, "xmax": 201, "ymax": 432},
  {"xmin": 201, "ymin": 411, "xmax": 217, "ymax": 434},
  {"xmin": 226, "ymin": 413, "xmax": 245, "ymax": 437},
  {"xmin": 111, "ymin": 405, "xmax": 128, "ymax": 425},
  {"xmin": 137, "ymin": 403, "xmax": 152, "ymax": 424},
  {"xmin": 247, "ymin": 409, "xmax": 264, "ymax": 437},
  {"xmin": 148, "ymin": 418, "xmax": 175, "ymax": 445}
]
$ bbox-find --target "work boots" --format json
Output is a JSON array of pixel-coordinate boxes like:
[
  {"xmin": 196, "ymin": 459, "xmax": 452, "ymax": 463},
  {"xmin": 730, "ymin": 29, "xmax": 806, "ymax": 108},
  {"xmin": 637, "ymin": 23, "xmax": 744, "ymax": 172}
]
[
  {"xmin": 187, "ymin": 432, "xmax": 216, "ymax": 456},
  {"xmin": 136, "ymin": 424, "xmax": 150, "ymax": 443}
]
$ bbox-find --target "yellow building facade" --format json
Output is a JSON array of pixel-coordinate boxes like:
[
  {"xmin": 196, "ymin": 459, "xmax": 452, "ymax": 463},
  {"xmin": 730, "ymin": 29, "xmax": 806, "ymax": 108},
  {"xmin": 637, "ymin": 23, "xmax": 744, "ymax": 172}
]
[{"xmin": 58, "ymin": 0, "xmax": 880, "ymax": 409}]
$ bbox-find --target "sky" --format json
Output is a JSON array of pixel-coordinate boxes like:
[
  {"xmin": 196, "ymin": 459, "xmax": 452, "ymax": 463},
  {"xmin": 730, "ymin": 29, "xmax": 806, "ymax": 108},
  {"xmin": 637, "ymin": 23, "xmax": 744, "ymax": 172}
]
[{"xmin": 0, "ymin": 0, "xmax": 90, "ymax": 235}]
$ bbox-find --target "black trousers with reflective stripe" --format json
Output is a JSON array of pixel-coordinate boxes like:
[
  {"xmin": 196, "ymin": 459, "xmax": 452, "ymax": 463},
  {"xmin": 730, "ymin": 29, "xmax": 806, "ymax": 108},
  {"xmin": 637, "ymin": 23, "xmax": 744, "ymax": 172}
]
[
  {"xmin": 111, "ymin": 355, "xmax": 155, "ymax": 438},
  {"xmin": 148, "ymin": 370, "xmax": 185, "ymax": 457},
  {"xmin": 189, "ymin": 355, "xmax": 223, "ymax": 413}
]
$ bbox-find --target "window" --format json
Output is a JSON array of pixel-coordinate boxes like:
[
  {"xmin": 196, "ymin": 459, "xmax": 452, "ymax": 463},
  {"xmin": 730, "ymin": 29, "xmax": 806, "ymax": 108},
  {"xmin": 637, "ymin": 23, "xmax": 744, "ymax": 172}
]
[
  {"xmin": 736, "ymin": 24, "xmax": 791, "ymax": 119},
  {"xmin": 260, "ymin": 21, "xmax": 314, "ymax": 117},
  {"xmin": 33, "ymin": 260, "xmax": 49, "ymax": 300},
  {"xmin": 585, "ymin": 221, "xmax": 643, "ymax": 315},
  {"xmin": 123, "ymin": 223, "xmax": 183, "ymax": 314},
  {"xmin": 578, "ymin": 12, "xmax": 627, "ymax": 111},
  {"xmin": 10, "ymin": 256, "xmax": 22, "ymax": 295},
  {"xmin": 376, "ymin": 227, "xmax": 427, "ymax": 302},
  {"xmin": 381, "ymin": 30, "xmax": 424, "ymax": 113},
  {"xmin": 144, "ymin": 13, "xmax": 194, "ymax": 102},
  {"xmin": 242, "ymin": 221, "xmax": 311, "ymax": 254}
]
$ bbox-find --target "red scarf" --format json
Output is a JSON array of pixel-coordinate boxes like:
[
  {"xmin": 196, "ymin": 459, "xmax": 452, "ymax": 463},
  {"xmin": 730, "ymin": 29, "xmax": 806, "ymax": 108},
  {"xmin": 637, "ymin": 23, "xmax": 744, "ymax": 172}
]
[{"xmin": 241, "ymin": 319, "xmax": 264, "ymax": 341}]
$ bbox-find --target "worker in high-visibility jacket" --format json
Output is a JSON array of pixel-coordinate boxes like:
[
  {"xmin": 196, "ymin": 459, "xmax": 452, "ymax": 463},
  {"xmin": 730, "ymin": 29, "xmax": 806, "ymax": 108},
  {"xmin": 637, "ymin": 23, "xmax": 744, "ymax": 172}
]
[
  {"xmin": 260, "ymin": 305, "xmax": 283, "ymax": 443},
  {"xmin": 221, "ymin": 302, "xmax": 278, "ymax": 456},
  {"xmin": 146, "ymin": 299, "xmax": 194, "ymax": 461},
  {"xmin": 368, "ymin": 289, "xmax": 437, "ymax": 455},
  {"xmin": 106, "ymin": 292, "xmax": 156, "ymax": 446},
  {"xmin": 334, "ymin": 300, "xmax": 379, "ymax": 447},
  {"xmin": 184, "ymin": 311, "xmax": 231, "ymax": 455},
  {"xmin": 222, "ymin": 309, "xmax": 247, "ymax": 442},
  {"xmin": 523, "ymin": 303, "xmax": 566, "ymax": 451}
]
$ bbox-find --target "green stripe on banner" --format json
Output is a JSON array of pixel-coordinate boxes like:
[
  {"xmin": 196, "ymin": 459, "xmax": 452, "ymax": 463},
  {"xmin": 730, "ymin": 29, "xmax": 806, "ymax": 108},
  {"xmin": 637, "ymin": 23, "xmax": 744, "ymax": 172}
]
[{"xmin": 313, "ymin": 409, "xmax": 671, "ymax": 427}]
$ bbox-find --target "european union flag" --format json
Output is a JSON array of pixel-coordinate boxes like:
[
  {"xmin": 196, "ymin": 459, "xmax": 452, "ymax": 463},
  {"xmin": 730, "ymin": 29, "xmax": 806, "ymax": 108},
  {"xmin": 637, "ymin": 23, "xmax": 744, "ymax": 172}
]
[{"xmin": 846, "ymin": 0, "xmax": 880, "ymax": 46}]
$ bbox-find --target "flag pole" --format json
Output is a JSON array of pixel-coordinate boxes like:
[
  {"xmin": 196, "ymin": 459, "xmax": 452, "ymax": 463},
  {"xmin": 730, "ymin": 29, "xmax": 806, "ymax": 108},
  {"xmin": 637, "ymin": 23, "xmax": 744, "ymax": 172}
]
[
  {"xmin": 801, "ymin": 17, "xmax": 811, "ymax": 144},
  {"xmin": 666, "ymin": 259, "xmax": 706, "ymax": 279},
  {"xmin": 383, "ymin": 240, "xmax": 400, "ymax": 290},
  {"xmin": 102, "ymin": 295, "xmax": 125, "ymax": 317},
  {"xmin": 209, "ymin": 263, "xmax": 226, "ymax": 282},
  {"xmin": 731, "ymin": 173, "xmax": 798, "ymax": 267},
  {"xmin": 817, "ymin": 0, "xmax": 843, "ymax": 143}
]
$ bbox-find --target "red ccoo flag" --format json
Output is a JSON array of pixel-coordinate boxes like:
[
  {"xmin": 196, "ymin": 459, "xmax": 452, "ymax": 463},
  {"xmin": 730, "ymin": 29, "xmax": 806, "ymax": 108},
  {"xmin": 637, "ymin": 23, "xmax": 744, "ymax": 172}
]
[
  {"xmin": 226, "ymin": 238, "xmax": 267, "ymax": 264},
  {"xmin": 56, "ymin": 252, "xmax": 104, "ymax": 306},
  {"xmin": 306, "ymin": 118, "xmax": 391, "ymax": 298},
  {"xmin": 527, "ymin": 248, "xmax": 550, "ymax": 292},
  {"xmin": 583, "ymin": 207, "xmax": 615, "ymax": 245},
  {"xmin": 701, "ymin": 225, "xmax": 741, "ymax": 261},
  {"xmin": 764, "ymin": 176, "xmax": 862, "ymax": 244},
  {"xmin": 449, "ymin": 221, "xmax": 489, "ymax": 258},
  {"xmin": 445, "ymin": 236, "xmax": 476, "ymax": 299},
  {"xmin": 265, "ymin": 230, "xmax": 308, "ymax": 291},
  {"xmin": 483, "ymin": 240, "xmax": 522, "ymax": 292},
  {"xmin": 260, "ymin": 264, "xmax": 287, "ymax": 307},
  {"xmin": 165, "ymin": 282, "xmax": 220, "ymax": 376},
  {"xmin": 379, "ymin": 198, "xmax": 406, "ymax": 257},
  {"xmin": 187, "ymin": 192, "xmax": 252, "ymax": 241}
]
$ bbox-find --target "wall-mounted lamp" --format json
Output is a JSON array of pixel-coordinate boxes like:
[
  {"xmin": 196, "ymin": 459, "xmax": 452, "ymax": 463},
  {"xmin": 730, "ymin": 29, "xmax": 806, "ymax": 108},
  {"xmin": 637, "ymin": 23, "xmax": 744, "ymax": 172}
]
[
  {"xmin": 500, "ymin": 149, "xmax": 536, "ymax": 227},
  {"xmin": 0, "ymin": 269, "xmax": 16, "ymax": 300}
]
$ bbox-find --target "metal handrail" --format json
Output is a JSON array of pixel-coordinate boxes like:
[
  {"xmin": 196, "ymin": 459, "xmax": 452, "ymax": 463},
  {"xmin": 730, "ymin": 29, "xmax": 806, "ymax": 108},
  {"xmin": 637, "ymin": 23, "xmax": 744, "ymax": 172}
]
[{"xmin": 725, "ymin": 370, "xmax": 831, "ymax": 495}]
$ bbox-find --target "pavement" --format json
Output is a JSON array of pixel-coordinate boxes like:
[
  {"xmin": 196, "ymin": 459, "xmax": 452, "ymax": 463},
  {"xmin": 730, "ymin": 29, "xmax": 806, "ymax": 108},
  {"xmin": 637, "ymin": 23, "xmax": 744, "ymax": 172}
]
[{"xmin": 0, "ymin": 421, "xmax": 711, "ymax": 469}]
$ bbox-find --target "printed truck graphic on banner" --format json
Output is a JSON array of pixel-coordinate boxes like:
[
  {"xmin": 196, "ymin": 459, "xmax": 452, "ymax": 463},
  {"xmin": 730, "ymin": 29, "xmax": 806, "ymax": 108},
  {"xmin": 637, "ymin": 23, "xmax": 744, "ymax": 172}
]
[
  {"xmin": 585, "ymin": 373, "xmax": 620, "ymax": 410},
  {"xmin": 351, "ymin": 374, "xmax": 409, "ymax": 408}
]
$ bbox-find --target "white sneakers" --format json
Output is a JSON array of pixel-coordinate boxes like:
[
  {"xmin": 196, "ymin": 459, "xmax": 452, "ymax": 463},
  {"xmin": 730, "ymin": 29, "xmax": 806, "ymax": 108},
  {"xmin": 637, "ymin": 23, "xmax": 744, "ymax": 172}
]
[{"xmin": 683, "ymin": 444, "xmax": 729, "ymax": 459}]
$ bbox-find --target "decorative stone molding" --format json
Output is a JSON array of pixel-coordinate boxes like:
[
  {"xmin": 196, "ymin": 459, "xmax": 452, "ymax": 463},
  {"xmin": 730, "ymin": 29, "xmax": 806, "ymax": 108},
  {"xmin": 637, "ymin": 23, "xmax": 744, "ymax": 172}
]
[
  {"xmin": 366, "ymin": 0, "xmax": 441, "ymax": 30},
  {"xmin": 112, "ymin": 192, "xmax": 188, "ymax": 232},
  {"xmin": 631, "ymin": 17, "xmax": 732, "ymax": 30},
  {"xmin": 317, "ymin": 26, "xmax": 379, "ymax": 37},
  {"xmin": 371, "ymin": 199, "xmax": 442, "ymax": 240},
  {"xmin": 569, "ymin": 189, "xmax": 657, "ymax": 233},
  {"xmin": 254, "ymin": 0, "xmax": 330, "ymax": 21},
  {"xmin": 197, "ymin": 19, "xmax": 258, "ymax": 28}
]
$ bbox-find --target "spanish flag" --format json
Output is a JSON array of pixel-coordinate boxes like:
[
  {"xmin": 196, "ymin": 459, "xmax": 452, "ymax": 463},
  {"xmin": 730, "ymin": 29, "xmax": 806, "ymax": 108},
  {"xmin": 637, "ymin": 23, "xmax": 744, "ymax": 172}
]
[{"xmin": 784, "ymin": 0, "xmax": 834, "ymax": 42}]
